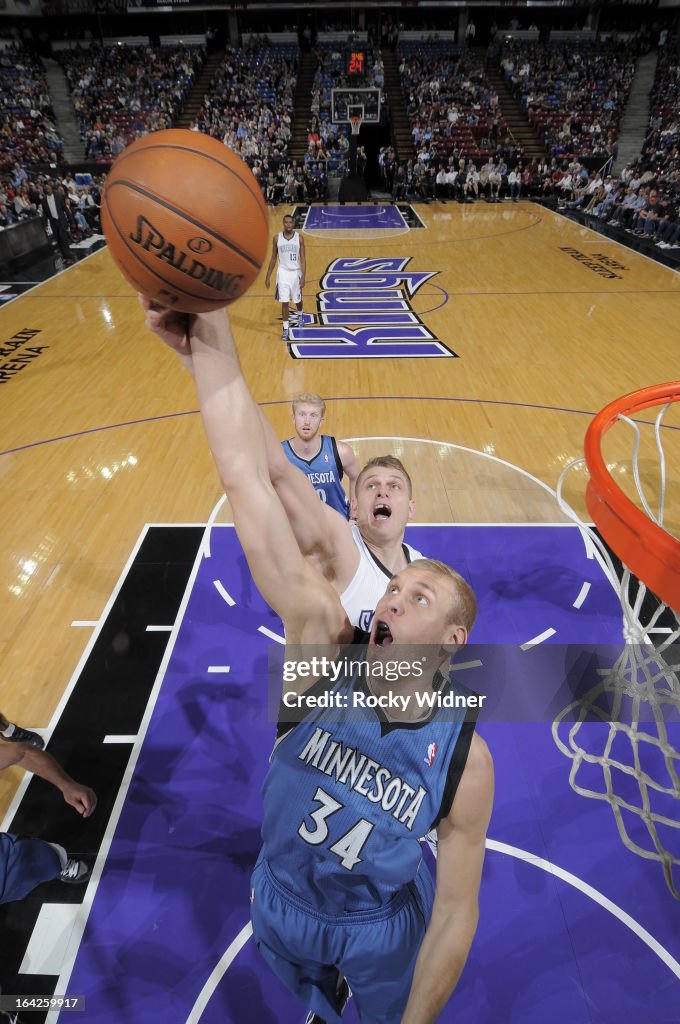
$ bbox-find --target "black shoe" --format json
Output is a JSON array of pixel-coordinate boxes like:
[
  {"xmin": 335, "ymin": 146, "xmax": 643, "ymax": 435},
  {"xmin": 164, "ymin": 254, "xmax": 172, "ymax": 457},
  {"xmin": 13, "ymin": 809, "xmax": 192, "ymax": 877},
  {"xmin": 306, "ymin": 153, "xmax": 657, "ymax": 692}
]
[
  {"xmin": 1, "ymin": 724, "xmax": 44, "ymax": 749},
  {"xmin": 304, "ymin": 978, "xmax": 351, "ymax": 1023}
]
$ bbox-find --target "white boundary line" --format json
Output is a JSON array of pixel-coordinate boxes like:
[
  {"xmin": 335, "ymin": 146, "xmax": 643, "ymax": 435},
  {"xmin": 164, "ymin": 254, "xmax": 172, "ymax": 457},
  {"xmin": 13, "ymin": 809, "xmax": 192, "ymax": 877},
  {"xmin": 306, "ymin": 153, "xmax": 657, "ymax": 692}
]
[
  {"xmin": 202, "ymin": 495, "xmax": 227, "ymax": 559},
  {"xmin": 342, "ymin": 435, "xmax": 613, "ymax": 594},
  {"xmin": 213, "ymin": 580, "xmax": 236, "ymax": 607},
  {"xmin": 343, "ymin": 435, "xmax": 561, "ymax": 501},
  {"xmin": 520, "ymin": 627, "xmax": 557, "ymax": 650},
  {"xmin": 186, "ymin": 922, "xmax": 253, "ymax": 1024},
  {"xmin": 486, "ymin": 839, "xmax": 680, "ymax": 980},
  {"xmin": 44, "ymin": 526, "xmax": 207, "ymax": 1023},
  {"xmin": 0, "ymin": 525, "xmax": 152, "ymax": 832},
  {"xmin": 186, "ymin": 839, "xmax": 680, "ymax": 1021},
  {"xmin": 258, "ymin": 626, "xmax": 285, "ymax": 645}
]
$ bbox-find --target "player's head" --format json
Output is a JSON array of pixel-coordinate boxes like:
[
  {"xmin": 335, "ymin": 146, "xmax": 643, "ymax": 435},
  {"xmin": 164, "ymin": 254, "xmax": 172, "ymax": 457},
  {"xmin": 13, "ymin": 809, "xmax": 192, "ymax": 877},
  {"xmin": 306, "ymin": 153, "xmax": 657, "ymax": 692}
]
[
  {"xmin": 370, "ymin": 558, "xmax": 477, "ymax": 660},
  {"xmin": 282, "ymin": 214, "xmax": 295, "ymax": 233},
  {"xmin": 292, "ymin": 393, "xmax": 325, "ymax": 442},
  {"xmin": 352, "ymin": 456, "xmax": 415, "ymax": 538}
]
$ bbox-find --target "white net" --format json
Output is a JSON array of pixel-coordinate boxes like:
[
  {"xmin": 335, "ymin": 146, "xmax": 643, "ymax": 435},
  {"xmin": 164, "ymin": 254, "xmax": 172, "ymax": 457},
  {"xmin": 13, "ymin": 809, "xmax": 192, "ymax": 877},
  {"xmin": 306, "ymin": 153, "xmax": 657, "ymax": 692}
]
[{"xmin": 554, "ymin": 401, "xmax": 680, "ymax": 898}]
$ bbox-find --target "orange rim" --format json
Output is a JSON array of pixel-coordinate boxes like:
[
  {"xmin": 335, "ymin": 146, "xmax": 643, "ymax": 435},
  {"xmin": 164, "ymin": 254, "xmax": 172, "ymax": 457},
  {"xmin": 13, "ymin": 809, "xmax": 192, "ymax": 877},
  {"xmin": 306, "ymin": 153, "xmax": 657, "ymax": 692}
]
[{"xmin": 584, "ymin": 381, "xmax": 680, "ymax": 613}]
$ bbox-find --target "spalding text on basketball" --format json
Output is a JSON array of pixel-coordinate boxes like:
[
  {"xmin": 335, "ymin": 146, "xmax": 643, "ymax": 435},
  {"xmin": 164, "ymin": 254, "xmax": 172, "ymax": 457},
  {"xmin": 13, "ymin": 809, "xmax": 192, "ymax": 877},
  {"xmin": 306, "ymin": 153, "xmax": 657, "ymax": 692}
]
[{"xmin": 129, "ymin": 216, "xmax": 244, "ymax": 299}]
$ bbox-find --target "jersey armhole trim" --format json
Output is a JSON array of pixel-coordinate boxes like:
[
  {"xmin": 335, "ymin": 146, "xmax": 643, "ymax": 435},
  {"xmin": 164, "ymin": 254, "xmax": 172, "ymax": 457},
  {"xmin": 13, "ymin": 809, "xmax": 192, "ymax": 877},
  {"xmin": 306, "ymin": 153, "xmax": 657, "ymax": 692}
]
[
  {"xmin": 330, "ymin": 435, "xmax": 344, "ymax": 483},
  {"xmin": 429, "ymin": 716, "xmax": 477, "ymax": 831}
]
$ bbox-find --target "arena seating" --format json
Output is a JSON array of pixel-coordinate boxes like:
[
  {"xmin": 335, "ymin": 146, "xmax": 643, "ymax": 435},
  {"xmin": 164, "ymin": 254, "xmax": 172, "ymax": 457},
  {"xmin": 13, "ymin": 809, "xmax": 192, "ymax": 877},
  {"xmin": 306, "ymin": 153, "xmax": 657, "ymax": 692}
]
[
  {"xmin": 397, "ymin": 42, "xmax": 507, "ymax": 160},
  {"xmin": 500, "ymin": 40, "xmax": 636, "ymax": 161},
  {"xmin": 196, "ymin": 44, "xmax": 299, "ymax": 175},
  {"xmin": 0, "ymin": 44, "xmax": 63, "ymax": 173},
  {"xmin": 59, "ymin": 44, "xmax": 205, "ymax": 162}
]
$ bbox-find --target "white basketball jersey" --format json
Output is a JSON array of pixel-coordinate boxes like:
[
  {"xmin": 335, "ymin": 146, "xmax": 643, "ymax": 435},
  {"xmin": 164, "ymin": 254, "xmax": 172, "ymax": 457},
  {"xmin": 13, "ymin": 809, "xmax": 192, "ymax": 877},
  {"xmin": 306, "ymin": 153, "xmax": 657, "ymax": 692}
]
[
  {"xmin": 340, "ymin": 523, "xmax": 423, "ymax": 632},
  {"xmin": 277, "ymin": 231, "xmax": 300, "ymax": 272}
]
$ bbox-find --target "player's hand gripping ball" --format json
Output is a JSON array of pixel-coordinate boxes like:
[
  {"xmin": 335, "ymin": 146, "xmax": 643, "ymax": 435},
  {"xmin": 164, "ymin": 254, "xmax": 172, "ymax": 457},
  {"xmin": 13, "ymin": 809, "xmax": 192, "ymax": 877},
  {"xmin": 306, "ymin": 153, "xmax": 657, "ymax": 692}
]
[{"xmin": 102, "ymin": 129, "xmax": 269, "ymax": 313}]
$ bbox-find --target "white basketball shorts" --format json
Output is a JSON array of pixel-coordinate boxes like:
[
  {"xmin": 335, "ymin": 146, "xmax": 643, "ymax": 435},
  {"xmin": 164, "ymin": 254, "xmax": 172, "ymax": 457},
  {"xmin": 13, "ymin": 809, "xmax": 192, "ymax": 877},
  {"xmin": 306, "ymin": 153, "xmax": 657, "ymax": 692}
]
[{"xmin": 276, "ymin": 268, "xmax": 301, "ymax": 304}]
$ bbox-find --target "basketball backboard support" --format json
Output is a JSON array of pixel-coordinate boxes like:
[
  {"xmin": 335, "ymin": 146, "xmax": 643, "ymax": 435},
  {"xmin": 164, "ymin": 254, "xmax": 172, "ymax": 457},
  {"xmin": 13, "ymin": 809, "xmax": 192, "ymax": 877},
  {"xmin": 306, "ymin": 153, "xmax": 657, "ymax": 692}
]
[{"xmin": 331, "ymin": 88, "xmax": 381, "ymax": 125}]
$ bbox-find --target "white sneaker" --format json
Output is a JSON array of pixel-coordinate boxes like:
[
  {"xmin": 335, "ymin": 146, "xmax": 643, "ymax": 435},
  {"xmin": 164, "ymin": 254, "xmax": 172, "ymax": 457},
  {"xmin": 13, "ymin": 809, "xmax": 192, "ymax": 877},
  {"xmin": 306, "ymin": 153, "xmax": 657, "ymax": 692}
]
[
  {"xmin": 281, "ymin": 327, "xmax": 289, "ymax": 341},
  {"xmin": 59, "ymin": 858, "xmax": 90, "ymax": 884}
]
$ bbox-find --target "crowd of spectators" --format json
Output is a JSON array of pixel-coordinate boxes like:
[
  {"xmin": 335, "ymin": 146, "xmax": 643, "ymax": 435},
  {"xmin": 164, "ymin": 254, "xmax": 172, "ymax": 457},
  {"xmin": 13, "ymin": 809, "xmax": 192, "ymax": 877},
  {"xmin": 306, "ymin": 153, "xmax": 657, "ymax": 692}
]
[
  {"xmin": 0, "ymin": 44, "xmax": 64, "ymax": 175},
  {"xmin": 554, "ymin": 160, "xmax": 679, "ymax": 249},
  {"xmin": 387, "ymin": 148, "xmax": 549, "ymax": 203},
  {"xmin": 195, "ymin": 44, "xmax": 300, "ymax": 191},
  {"xmin": 500, "ymin": 40, "xmax": 636, "ymax": 162},
  {"xmin": 552, "ymin": 39, "xmax": 680, "ymax": 250},
  {"xmin": 398, "ymin": 43, "xmax": 507, "ymax": 161},
  {"xmin": 642, "ymin": 41, "xmax": 680, "ymax": 194},
  {"xmin": 2, "ymin": 27, "xmax": 679, "ymax": 256},
  {"xmin": 0, "ymin": 169, "xmax": 103, "ymax": 267},
  {"xmin": 60, "ymin": 44, "xmax": 204, "ymax": 162}
]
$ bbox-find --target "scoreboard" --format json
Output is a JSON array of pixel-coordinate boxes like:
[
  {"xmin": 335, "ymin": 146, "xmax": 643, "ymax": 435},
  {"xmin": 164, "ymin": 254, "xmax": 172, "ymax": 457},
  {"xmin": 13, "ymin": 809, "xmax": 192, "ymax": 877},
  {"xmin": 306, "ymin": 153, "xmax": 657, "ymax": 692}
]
[{"xmin": 347, "ymin": 50, "xmax": 365, "ymax": 76}]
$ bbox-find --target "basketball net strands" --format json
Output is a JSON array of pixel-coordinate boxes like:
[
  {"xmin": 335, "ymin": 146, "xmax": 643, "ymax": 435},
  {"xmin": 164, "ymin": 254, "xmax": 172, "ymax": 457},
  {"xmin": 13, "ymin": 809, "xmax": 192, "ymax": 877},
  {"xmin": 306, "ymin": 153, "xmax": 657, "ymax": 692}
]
[{"xmin": 555, "ymin": 382, "xmax": 680, "ymax": 899}]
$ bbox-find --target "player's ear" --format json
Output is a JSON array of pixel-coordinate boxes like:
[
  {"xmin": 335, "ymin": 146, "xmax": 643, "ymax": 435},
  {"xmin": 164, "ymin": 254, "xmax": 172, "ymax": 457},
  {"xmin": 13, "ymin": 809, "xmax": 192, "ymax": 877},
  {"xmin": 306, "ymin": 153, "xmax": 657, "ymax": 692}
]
[
  {"xmin": 350, "ymin": 495, "xmax": 358, "ymax": 518},
  {"xmin": 442, "ymin": 624, "xmax": 467, "ymax": 651},
  {"xmin": 408, "ymin": 498, "xmax": 416, "ymax": 520}
]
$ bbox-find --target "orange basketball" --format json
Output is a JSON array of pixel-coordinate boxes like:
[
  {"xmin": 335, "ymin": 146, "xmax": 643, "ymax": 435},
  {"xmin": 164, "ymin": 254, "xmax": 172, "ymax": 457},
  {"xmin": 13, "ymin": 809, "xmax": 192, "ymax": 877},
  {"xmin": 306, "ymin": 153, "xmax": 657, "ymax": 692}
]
[{"xmin": 101, "ymin": 129, "xmax": 269, "ymax": 313}]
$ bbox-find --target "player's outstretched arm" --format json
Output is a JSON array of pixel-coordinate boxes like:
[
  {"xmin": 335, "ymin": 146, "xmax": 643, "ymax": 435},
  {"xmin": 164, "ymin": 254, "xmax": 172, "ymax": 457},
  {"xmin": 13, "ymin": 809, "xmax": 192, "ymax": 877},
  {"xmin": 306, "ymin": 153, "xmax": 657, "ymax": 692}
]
[
  {"xmin": 167, "ymin": 308, "xmax": 350, "ymax": 645},
  {"xmin": 401, "ymin": 734, "xmax": 494, "ymax": 1024},
  {"xmin": 141, "ymin": 298, "xmax": 358, "ymax": 588}
]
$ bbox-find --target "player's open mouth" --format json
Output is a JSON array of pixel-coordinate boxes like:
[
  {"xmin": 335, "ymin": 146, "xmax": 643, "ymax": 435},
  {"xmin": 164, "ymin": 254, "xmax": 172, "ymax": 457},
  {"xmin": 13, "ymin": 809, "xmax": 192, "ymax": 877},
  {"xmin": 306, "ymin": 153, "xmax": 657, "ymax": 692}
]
[
  {"xmin": 373, "ymin": 505, "xmax": 391, "ymax": 520},
  {"xmin": 374, "ymin": 620, "xmax": 394, "ymax": 647}
]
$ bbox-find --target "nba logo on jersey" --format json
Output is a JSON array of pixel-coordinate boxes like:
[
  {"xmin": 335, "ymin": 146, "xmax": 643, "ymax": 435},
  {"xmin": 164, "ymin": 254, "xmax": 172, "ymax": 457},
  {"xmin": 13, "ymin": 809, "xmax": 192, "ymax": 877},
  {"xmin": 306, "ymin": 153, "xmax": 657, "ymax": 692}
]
[
  {"xmin": 324, "ymin": 453, "xmax": 329, "ymax": 462},
  {"xmin": 424, "ymin": 742, "xmax": 438, "ymax": 767},
  {"xmin": 359, "ymin": 609, "xmax": 373, "ymax": 632}
]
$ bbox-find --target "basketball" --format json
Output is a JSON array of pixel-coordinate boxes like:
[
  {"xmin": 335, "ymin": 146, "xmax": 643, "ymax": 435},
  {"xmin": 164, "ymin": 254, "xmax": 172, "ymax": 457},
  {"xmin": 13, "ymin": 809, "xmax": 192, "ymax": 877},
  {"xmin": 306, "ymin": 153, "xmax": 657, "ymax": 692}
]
[{"xmin": 101, "ymin": 129, "xmax": 269, "ymax": 313}]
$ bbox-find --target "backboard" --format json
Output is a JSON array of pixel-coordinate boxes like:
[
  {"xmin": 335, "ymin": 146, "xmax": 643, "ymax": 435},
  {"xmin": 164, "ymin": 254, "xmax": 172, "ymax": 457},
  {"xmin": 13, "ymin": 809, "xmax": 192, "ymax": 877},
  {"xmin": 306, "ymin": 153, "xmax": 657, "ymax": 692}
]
[{"xmin": 331, "ymin": 87, "xmax": 382, "ymax": 125}]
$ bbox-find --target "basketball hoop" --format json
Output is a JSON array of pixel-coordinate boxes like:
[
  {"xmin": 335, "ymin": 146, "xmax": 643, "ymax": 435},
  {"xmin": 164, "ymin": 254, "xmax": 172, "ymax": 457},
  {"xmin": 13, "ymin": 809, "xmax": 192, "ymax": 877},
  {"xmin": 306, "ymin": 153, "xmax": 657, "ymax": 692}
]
[
  {"xmin": 554, "ymin": 381, "xmax": 680, "ymax": 898},
  {"xmin": 350, "ymin": 116, "xmax": 362, "ymax": 136}
]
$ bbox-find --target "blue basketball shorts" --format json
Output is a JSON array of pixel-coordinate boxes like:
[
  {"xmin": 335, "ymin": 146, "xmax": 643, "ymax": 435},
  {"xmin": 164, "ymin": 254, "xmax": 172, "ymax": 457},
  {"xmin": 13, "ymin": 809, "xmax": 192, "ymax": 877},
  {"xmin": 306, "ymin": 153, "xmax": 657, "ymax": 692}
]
[
  {"xmin": 0, "ymin": 832, "xmax": 61, "ymax": 905},
  {"xmin": 250, "ymin": 853, "xmax": 434, "ymax": 1023}
]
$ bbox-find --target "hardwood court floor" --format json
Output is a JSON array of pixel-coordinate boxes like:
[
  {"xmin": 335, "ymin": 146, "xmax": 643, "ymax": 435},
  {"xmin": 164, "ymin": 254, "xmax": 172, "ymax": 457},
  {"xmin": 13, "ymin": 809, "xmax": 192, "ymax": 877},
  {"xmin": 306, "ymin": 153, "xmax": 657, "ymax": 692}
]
[{"xmin": 1, "ymin": 200, "xmax": 679, "ymax": 821}]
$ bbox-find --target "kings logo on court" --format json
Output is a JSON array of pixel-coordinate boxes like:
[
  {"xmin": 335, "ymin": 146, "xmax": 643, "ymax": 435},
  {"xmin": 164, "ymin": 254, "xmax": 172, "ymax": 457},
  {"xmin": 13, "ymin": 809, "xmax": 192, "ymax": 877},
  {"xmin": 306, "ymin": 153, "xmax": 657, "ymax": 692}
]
[{"xmin": 288, "ymin": 257, "xmax": 456, "ymax": 360}]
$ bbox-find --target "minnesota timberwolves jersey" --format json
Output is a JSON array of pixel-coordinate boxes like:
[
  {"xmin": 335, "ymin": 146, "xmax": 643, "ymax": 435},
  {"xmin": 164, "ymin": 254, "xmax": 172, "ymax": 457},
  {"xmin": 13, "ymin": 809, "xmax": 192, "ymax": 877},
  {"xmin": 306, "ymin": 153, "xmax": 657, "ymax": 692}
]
[
  {"xmin": 341, "ymin": 523, "xmax": 423, "ymax": 630},
  {"xmin": 282, "ymin": 435, "xmax": 350, "ymax": 518},
  {"xmin": 262, "ymin": 653, "xmax": 475, "ymax": 915}
]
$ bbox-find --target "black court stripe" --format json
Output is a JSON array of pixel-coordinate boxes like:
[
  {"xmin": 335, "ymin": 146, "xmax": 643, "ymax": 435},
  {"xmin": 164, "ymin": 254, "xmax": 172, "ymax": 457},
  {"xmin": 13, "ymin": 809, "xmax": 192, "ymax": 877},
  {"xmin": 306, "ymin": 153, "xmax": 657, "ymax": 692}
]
[
  {"xmin": 0, "ymin": 526, "xmax": 204, "ymax": 1021},
  {"xmin": 110, "ymin": 142, "xmax": 269, "ymax": 232},
  {"xmin": 108, "ymin": 179, "xmax": 262, "ymax": 270}
]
